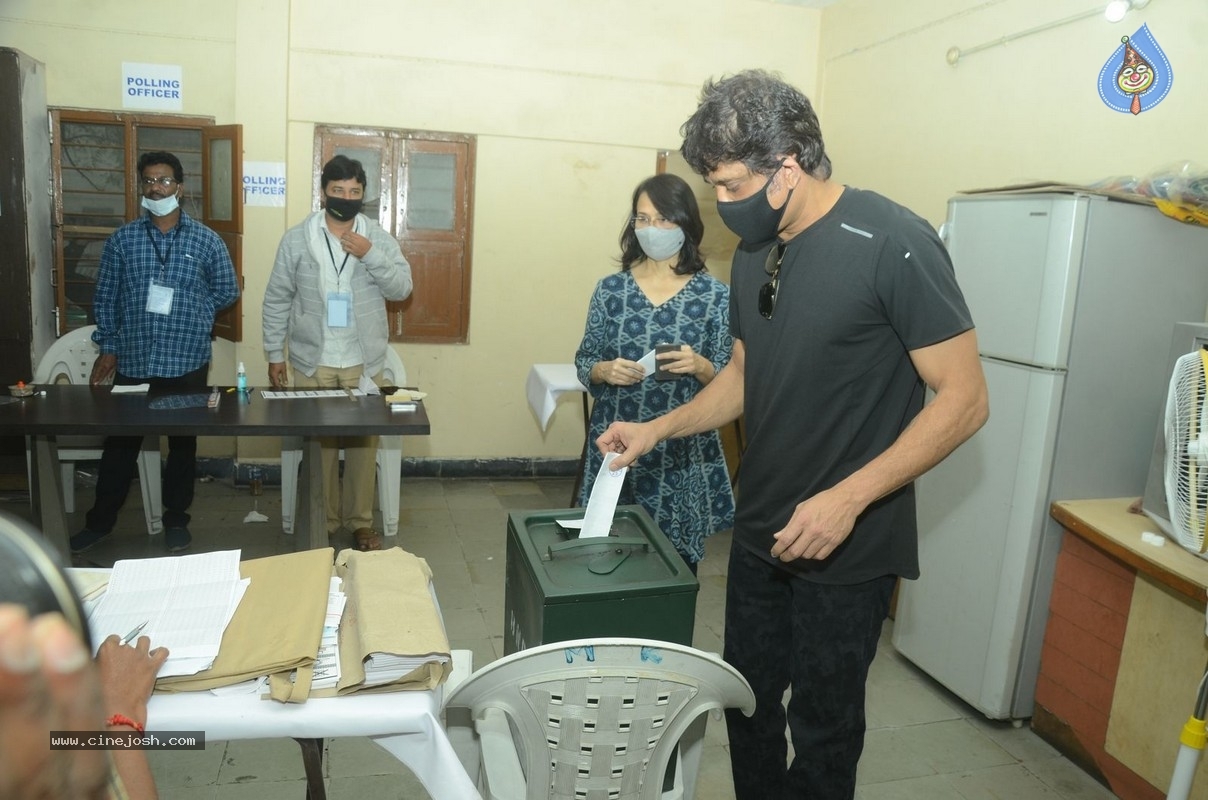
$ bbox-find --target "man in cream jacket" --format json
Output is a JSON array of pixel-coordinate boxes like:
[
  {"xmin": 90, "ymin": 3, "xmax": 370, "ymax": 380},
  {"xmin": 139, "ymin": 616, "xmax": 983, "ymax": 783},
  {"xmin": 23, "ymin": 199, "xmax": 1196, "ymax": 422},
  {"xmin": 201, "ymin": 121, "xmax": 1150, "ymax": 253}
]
[{"xmin": 263, "ymin": 154, "xmax": 412, "ymax": 551}]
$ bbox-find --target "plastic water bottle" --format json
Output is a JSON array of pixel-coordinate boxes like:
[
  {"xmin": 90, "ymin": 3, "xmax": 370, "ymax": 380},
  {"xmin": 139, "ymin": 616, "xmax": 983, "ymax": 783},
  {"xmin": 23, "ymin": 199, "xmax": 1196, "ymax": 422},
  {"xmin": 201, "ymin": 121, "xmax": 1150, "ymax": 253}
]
[{"xmin": 236, "ymin": 361, "xmax": 247, "ymax": 393}]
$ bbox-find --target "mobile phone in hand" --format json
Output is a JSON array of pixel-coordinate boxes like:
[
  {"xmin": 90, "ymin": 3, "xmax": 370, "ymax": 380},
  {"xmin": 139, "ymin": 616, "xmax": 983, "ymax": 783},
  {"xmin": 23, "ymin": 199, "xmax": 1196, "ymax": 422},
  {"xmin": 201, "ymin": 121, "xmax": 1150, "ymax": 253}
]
[{"xmin": 655, "ymin": 344, "xmax": 684, "ymax": 381}]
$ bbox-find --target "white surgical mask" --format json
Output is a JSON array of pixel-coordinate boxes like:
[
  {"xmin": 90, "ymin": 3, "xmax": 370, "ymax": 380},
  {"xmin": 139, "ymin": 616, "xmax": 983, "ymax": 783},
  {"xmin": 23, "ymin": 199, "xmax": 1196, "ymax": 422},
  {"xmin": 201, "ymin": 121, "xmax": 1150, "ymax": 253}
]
[
  {"xmin": 635, "ymin": 225, "xmax": 686, "ymax": 262},
  {"xmin": 141, "ymin": 193, "xmax": 180, "ymax": 217}
]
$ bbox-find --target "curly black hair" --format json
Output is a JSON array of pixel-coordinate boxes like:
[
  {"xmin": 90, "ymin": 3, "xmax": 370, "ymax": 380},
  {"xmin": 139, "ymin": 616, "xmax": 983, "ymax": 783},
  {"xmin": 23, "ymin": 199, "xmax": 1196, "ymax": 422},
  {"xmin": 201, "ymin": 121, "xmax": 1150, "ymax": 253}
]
[{"xmin": 680, "ymin": 69, "xmax": 832, "ymax": 181}]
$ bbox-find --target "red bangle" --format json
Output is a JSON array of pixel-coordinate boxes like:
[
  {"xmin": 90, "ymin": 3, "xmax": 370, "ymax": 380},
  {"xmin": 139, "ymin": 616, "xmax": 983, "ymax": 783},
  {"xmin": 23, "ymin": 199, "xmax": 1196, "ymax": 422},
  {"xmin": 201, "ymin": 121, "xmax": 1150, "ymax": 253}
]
[{"xmin": 106, "ymin": 714, "xmax": 144, "ymax": 733}]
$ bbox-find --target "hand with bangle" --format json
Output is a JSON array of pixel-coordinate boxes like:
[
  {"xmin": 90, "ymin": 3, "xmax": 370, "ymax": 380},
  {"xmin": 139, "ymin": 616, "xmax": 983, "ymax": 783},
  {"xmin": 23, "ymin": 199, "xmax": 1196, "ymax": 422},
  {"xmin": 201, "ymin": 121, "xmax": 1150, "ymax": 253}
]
[{"xmin": 96, "ymin": 629, "xmax": 170, "ymax": 736}]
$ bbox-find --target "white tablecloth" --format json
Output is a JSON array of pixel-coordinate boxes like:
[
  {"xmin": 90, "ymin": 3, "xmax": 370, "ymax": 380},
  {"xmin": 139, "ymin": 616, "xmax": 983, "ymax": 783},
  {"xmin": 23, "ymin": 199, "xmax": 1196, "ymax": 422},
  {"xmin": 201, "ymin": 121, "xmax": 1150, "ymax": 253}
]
[
  {"xmin": 526, "ymin": 363, "xmax": 587, "ymax": 431},
  {"xmin": 147, "ymin": 650, "xmax": 479, "ymax": 800}
]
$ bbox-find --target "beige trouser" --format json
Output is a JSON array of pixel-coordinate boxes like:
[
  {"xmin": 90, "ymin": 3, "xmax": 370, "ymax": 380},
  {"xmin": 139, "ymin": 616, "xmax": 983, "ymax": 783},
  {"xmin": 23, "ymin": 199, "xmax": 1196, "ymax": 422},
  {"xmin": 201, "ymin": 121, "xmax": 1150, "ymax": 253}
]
[{"xmin": 294, "ymin": 364, "xmax": 381, "ymax": 534}]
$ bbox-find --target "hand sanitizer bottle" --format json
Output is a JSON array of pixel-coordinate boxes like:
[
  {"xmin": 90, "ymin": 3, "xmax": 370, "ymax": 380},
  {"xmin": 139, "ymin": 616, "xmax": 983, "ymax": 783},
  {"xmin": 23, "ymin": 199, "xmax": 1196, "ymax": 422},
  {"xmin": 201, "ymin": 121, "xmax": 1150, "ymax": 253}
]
[{"xmin": 236, "ymin": 362, "xmax": 248, "ymax": 393}]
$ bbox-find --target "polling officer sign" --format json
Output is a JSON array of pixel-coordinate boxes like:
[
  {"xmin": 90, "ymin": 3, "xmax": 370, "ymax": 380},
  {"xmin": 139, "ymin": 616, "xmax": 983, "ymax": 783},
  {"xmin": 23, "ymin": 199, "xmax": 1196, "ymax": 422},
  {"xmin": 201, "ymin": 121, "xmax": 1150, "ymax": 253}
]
[
  {"xmin": 243, "ymin": 162, "xmax": 287, "ymax": 208},
  {"xmin": 122, "ymin": 63, "xmax": 183, "ymax": 111}
]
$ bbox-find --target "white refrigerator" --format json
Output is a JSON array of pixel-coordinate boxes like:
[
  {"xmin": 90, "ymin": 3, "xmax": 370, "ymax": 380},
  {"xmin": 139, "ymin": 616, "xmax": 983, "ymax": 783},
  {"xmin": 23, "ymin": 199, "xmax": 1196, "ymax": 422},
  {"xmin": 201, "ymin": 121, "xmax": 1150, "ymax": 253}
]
[{"xmin": 891, "ymin": 191, "xmax": 1208, "ymax": 720}]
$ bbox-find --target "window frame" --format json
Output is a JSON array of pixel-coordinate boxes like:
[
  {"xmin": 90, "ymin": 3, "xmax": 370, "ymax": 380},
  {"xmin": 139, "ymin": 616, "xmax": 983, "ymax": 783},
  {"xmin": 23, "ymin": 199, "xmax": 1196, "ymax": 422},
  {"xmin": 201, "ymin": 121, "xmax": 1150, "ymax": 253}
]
[{"xmin": 49, "ymin": 108, "xmax": 243, "ymax": 341}]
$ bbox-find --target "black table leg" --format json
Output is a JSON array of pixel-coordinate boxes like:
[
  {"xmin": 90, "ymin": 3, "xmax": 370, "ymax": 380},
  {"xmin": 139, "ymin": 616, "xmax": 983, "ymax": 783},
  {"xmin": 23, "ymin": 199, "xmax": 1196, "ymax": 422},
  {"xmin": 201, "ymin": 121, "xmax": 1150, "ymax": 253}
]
[
  {"xmin": 295, "ymin": 737, "xmax": 326, "ymax": 800},
  {"xmin": 29, "ymin": 435, "xmax": 69, "ymax": 558},
  {"xmin": 297, "ymin": 438, "xmax": 328, "ymax": 552},
  {"xmin": 569, "ymin": 392, "xmax": 590, "ymax": 505}
]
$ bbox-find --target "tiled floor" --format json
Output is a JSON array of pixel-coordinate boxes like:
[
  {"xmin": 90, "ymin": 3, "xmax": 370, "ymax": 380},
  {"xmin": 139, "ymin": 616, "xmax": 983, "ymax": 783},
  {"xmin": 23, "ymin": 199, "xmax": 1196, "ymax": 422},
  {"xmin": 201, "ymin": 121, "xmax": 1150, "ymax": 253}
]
[{"xmin": 6, "ymin": 474, "xmax": 1120, "ymax": 799}]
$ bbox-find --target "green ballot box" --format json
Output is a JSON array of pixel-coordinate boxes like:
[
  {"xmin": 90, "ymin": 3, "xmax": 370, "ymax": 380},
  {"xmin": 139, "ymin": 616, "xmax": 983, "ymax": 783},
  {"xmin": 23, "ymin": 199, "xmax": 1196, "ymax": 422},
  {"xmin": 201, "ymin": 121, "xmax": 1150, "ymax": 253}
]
[{"xmin": 504, "ymin": 506, "xmax": 699, "ymax": 655}]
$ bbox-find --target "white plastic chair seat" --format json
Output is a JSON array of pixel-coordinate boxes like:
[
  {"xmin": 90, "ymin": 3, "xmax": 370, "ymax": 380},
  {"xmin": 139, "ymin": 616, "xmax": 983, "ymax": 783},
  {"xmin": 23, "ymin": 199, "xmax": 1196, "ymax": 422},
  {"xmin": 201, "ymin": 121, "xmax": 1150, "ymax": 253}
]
[
  {"xmin": 442, "ymin": 637, "xmax": 756, "ymax": 800},
  {"xmin": 30, "ymin": 325, "xmax": 162, "ymax": 535},
  {"xmin": 280, "ymin": 348, "xmax": 406, "ymax": 536}
]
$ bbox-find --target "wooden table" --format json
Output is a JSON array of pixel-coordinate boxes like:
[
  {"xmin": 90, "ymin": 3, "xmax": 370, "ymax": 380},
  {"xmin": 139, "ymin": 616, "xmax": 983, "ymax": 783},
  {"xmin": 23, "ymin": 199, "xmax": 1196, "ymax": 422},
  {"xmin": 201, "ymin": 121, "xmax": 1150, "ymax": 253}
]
[{"xmin": 0, "ymin": 385, "xmax": 430, "ymax": 555}]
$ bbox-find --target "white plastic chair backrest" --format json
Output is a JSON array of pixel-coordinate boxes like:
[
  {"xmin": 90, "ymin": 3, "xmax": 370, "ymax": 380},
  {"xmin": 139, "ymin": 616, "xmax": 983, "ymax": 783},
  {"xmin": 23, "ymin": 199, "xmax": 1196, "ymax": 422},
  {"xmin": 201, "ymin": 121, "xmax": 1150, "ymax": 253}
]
[
  {"xmin": 383, "ymin": 346, "xmax": 407, "ymax": 387},
  {"xmin": 34, "ymin": 325, "xmax": 100, "ymax": 385},
  {"xmin": 443, "ymin": 637, "xmax": 756, "ymax": 800}
]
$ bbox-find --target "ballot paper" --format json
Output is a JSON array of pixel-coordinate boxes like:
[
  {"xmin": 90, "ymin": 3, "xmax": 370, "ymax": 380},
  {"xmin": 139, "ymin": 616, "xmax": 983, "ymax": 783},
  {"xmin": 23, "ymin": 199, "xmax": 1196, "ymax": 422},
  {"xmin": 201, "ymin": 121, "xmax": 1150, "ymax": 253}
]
[
  {"xmin": 358, "ymin": 373, "xmax": 381, "ymax": 395},
  {"xmin": 636, "ymin": 349, "xmax": 658, "ymax": 377},
  {"xmin": 261, "ymin": 389, "xmax": 366, "ymax": 399},
  {"xmin": 88, "ymin": 550, "xmax": 248, "ymax": 678},
  {"xmin": 110, "ymin": 383, "xmax": 151, "ymax": 394},
  {"xmin": 574, "ymin": 451, "xmax": 628, "ymax": 538},
  {"xmin": 309, "ymin": 577, "xmax": 347, "ymax": 690}
]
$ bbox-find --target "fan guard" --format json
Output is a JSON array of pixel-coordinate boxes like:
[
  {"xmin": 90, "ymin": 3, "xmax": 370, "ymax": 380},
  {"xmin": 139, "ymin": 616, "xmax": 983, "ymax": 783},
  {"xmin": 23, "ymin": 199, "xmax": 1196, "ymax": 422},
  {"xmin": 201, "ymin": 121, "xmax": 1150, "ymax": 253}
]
[{"xmin": 1164, "ymin": 347, "xmax": 1208, "ymax": 557}]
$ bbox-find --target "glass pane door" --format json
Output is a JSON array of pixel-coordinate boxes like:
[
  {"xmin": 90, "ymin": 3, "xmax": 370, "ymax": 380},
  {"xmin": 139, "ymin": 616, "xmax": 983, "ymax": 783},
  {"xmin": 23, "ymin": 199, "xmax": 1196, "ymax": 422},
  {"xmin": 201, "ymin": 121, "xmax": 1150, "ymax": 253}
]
[
  {"xmin": 405, "ymin": 151, "xmax": 455, "ymax": 231},
  {"xmin": 59, "ymin": 121, "xmax": 126, "ymax": 229}
]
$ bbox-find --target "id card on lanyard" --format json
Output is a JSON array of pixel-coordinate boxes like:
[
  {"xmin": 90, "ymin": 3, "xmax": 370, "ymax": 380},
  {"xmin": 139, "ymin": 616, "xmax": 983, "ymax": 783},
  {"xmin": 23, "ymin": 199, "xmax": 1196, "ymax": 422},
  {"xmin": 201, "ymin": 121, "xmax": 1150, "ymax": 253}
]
[
  {"xmin": 324, "ymin": 231, "xmax": 353, "ymax": 328},
  {"xmin": 145, "ymin": 222, "xmax": 177, "ymax": 315},
  {"xmin": 147, "ymin": 281, "xmax": 175, "ymax": 315}
]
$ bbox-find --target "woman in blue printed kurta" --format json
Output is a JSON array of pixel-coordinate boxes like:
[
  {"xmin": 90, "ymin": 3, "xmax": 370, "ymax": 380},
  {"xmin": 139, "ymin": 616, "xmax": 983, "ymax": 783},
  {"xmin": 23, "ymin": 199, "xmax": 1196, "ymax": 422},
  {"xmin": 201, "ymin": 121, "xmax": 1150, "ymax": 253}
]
[{"xmin": 575, "ymin": 174, "xmax": 735, "ymax": 569}]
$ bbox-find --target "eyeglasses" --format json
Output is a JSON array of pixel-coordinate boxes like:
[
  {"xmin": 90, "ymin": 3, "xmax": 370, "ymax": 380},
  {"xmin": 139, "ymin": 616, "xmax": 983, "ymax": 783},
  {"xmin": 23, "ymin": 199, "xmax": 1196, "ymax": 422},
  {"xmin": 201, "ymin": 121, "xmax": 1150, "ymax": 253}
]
[
  {"xmin": 141, "ymin": 176, "xmax": 179, "ymax": 188},
  {"xmin": 631, "ymin": 214, "xmax": 678, "ymax": 230},
  {"xmin": 759, "ymin": 241, "xmax": 786, "ymax": 320}
]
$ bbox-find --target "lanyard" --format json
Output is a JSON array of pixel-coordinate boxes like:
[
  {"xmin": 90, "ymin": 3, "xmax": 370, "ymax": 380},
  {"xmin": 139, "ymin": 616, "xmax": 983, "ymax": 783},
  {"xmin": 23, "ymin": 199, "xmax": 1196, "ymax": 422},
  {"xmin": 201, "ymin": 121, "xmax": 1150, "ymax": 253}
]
[
  {"xmin": 145, "ymin": 219, "xmax": 176, "ymax": 271},
  {"xmin": 323, "ymin": 230, "xmax": 351, "ymax": 282}
]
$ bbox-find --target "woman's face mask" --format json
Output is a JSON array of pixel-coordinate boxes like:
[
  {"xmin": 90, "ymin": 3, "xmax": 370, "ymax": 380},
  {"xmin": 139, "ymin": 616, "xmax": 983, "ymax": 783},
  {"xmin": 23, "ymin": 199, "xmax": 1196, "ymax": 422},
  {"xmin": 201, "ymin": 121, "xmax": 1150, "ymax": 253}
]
[{"xmin": 635, "ymin": 225, "xmax": 686, "ymax": 261}]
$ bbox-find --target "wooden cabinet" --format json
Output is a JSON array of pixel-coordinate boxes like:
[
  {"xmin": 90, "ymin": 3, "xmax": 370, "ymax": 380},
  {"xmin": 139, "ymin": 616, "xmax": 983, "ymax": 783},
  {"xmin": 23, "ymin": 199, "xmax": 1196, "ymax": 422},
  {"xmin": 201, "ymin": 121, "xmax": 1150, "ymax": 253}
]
[{"xmin": 0, "ymin": 47, "xmax": 54, "ymax": 387}]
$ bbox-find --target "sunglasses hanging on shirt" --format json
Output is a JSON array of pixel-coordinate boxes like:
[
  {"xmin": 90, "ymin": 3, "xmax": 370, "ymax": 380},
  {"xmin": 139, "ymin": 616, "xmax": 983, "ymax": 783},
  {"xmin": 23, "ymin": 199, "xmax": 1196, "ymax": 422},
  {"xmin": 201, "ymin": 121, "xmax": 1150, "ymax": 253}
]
[{"xmin": 759, "ymin": 241, "xmax": 787, "ymax": 320}]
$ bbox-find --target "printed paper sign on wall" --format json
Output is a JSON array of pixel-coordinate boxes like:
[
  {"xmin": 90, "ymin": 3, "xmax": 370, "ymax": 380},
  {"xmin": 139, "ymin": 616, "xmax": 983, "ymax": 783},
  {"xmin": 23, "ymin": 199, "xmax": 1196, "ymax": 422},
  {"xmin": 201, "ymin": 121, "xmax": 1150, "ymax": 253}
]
[
  {"xmin": 122, "ymin": 63, "xmax": 183, "ymax": 111},
  {"xmin": 243, "ymin": 162, "xmax": 287, "ymax": 208}
]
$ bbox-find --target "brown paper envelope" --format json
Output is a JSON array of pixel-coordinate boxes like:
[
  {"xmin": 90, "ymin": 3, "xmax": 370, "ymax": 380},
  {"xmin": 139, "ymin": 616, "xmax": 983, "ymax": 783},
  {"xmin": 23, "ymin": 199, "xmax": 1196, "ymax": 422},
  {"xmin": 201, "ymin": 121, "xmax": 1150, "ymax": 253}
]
[
  {"xmin": 327, "ymin": 547, "xmax": 451, "ymax": 695},
  {"xmin": 269, "ymin": 663, "xmax": 313, "ymax": 703},
  {"xmin": 155, "ymin": 547, "xmax": 333, "ymax": 693}
]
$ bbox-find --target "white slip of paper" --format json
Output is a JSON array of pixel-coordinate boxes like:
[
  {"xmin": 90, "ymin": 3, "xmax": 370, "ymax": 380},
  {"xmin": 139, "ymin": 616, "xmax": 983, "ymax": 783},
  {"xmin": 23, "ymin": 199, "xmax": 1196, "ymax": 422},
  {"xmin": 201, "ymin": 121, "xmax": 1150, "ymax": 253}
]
[
  {"xmin": 578, "ymin": 451, "xmax": 627, "ymax": 538},
  {"xmin": 636, "ymin": 349, "xmax": 658, "ymax": 377}
]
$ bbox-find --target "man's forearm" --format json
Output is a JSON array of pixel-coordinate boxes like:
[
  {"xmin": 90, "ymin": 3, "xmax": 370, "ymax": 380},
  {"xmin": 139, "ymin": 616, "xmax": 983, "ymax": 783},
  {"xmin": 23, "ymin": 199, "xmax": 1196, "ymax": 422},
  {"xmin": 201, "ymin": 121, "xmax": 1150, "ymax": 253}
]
[{"xmin": 652, "ymin": 358, "xmax": 744, "ymax": 442}]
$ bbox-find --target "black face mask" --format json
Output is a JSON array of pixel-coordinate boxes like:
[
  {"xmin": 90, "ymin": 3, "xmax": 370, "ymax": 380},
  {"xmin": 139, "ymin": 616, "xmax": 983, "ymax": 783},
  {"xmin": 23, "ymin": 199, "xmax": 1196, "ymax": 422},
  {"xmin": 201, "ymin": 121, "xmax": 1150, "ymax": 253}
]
[
  {"xmin": 716, "ymin": 174, "xmax": 793, "ymax": 244},
  {"xmin": 324, "ymin": 195, "xmax": 364, "ymax": 221}
]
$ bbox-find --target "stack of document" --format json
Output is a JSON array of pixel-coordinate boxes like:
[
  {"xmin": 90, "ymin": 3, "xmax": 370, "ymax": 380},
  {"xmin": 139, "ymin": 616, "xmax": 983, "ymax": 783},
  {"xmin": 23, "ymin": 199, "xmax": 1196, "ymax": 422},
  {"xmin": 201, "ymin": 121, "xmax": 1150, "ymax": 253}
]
[
  {"xmin": 88, "ymin": 550, "xmax": 248, "ymax": 678},
  {"xmin": 329, "ymin": 547, "xmax": 452, "ymax": 694},
  {"xmin": 362, "ymin": 651, "xmax": 449, "ymax": 686},
  {"xmin": 309, "ymin": 577, "xmax": 347, "ymax": 691}
]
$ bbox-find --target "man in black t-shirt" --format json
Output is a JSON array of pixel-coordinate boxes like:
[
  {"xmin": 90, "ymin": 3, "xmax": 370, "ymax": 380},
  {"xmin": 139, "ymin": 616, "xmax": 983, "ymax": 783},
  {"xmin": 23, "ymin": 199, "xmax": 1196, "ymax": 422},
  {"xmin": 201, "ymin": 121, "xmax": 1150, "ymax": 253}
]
[{"xmin": 598, "ymin": 70, "xmax": 989, "ymax": 799}]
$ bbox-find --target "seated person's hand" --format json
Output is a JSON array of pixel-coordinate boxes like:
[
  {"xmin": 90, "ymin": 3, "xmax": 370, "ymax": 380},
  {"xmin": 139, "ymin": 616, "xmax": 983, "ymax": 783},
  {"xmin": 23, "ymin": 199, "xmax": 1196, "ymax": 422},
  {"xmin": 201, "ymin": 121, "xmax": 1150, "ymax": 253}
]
[
  {"xmin": 96, "ymin": 633, "xmax": 169, "ymax": 731},
  {"xmin": 0, "ymin": 604, "xmax": 109, "ymax": 800}
]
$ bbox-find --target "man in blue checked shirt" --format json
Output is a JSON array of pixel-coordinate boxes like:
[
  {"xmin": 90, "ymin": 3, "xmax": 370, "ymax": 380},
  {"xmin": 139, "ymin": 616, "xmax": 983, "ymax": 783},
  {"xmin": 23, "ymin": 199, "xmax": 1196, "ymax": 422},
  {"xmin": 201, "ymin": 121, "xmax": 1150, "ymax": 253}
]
[{"xmin": 70, "ymin": 151, "xmax": 240, "ymax": 556}]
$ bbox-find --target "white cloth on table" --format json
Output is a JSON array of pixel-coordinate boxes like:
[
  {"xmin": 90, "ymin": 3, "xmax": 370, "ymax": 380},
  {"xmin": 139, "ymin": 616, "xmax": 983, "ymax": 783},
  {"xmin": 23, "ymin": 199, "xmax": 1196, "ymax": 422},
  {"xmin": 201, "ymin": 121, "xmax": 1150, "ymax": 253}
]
[
  {"xmin": 146, "ymin": 650, "xmax": 478, "ymax": 800},
  {"xmin": 526, "ymin": 363, "xmax": 587, "ymax": 431}
]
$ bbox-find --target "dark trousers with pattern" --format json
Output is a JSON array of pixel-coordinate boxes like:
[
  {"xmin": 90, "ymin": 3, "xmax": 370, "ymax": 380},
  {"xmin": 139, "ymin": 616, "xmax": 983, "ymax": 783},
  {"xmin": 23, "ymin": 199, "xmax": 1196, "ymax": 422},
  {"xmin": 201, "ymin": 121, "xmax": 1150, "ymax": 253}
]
[
  {"xmin": 85, "ymin": 364, "xmax": 209, "ymax": 533},
  {"xmin": 723, "ymin": 543, "xmax": 895, "ymax": 800}
]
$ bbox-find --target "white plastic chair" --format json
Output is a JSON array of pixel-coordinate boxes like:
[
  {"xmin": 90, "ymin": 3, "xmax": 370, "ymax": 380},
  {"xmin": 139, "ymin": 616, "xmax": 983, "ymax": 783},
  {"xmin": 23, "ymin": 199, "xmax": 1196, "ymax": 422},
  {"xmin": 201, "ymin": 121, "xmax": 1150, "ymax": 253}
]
[
  {"xmin": 30, "ymin": 325, "xmax": 163, "ymax": 535},
  {"xmin": 280, "ymin": 347, "xmax": 406, "ymax": 536},
  {"xmin": 442, "ymin": 637, "xmax": 756, "ymax": 800}
]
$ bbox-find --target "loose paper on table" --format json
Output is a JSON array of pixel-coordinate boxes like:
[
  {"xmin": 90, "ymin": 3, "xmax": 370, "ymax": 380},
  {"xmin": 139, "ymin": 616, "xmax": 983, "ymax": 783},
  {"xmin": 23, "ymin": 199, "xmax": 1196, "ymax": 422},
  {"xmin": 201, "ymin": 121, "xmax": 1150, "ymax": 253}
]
[{"xmin": 88, "ymin": 550, "xmax": 248, "ymax": 678}]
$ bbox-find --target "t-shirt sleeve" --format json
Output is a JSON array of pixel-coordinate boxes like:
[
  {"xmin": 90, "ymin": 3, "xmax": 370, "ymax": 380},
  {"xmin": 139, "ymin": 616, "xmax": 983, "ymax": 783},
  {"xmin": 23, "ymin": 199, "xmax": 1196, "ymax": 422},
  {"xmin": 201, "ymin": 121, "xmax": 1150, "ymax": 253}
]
[{"xmin": 876, "ymin": 218, "xmax": 974, "ymax": 352}]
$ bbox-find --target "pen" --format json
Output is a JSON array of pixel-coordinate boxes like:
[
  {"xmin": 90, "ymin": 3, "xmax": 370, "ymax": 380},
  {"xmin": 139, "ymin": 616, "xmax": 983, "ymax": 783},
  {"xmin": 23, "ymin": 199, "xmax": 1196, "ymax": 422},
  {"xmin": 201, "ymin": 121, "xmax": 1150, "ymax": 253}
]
[{"xmin": 121, "ymin": 620, "xmax": 148, "ymax": 645}]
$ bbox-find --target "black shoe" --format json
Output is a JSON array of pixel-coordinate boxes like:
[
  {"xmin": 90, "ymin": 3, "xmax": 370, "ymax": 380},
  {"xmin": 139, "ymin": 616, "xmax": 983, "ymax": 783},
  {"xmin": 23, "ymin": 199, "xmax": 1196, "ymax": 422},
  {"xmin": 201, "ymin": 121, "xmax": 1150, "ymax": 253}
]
[
  {"xmin": 165, "ymin": 526, "xmax": 192, "ymax": 553},
  {"xmin": 70, "ymin": 528, "xmax": 110, "ymax": 554}
]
